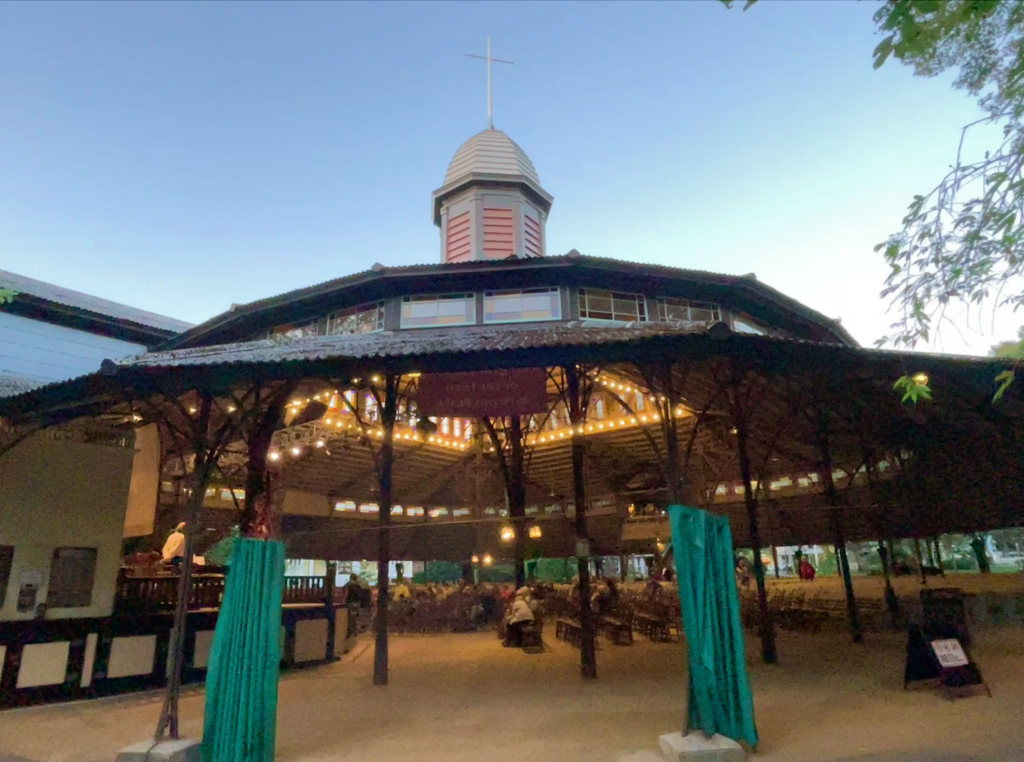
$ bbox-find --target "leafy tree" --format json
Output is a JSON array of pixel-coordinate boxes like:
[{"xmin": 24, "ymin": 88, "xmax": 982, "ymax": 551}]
[
  {"xmin": 725, "ymin": 1, "xmax": 1024, "ymax": 354},
  {"xmin": 0, "ymin": 288, "xmax": 17, "ymax": 305},
  {"xmin": 991, "ymin": 325, "xmax": 1024, "ymax": 356},
  {"xmin": 872, "ymin": 1, "xmax": 1024, "ymax": 350}
]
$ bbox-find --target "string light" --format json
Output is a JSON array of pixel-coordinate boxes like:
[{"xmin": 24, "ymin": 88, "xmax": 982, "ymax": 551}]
[
  {"xmin": 290, "ymin": 446, "xmax": 301, "ymax": 457},
  {"xmin": 482, "ymin": 554, "xmax": 493, "ymax": 566},
  {"xmin": 269, "ymin": 451, "xmax": 280, "ymax": 461}
]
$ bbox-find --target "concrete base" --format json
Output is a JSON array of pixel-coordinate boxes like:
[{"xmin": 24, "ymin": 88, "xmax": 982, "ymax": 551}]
[
  {"xmin": 116, "ymin": 739, "xmax": 202, "ymax": 762},
  {"xmin": 658, "ymin": 732, "xmax": 746, "ymax": 762}
]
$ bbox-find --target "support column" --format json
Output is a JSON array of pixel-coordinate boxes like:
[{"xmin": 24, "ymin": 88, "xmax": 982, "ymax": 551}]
[
  {"xmin": 567, "ymin": 366, "xmax": 597, "ymax": 679},
  {"xmin": 731, "ymin": 391, "xmax": 777, "ymax": 664},
  {"xmin": 157, "ymin": 393, "xmax": 215, "ymax": 740},
  {"xmin": 508, "ymin": 416, "xmax": 527, "ymax": 590},
  {"xmin": 933, "ymin": 537, "xmax": 945, "ymax": 575},
  {"xmin": 817, "ymin": 424, "xmax": 862, "ymax": 644},
  {"xmin": 913, "ymin": 537, "xmax": 927, "ymax": 586},
  {"xmin": 324, "ymin": 561, "xmax": 337, "ymax": 660},
  {"xmin": 373, "ymin": 375, "xmax": 398, "ymax": 686},
  {"xmin": 878, "ymin": 540, "xmax": 900, "ymax": 621}
]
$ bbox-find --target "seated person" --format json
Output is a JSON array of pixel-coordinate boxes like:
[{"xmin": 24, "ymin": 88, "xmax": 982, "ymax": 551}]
[{"xmin": 503, "ymin": 589, "xmax": 535, "ymax": 647}]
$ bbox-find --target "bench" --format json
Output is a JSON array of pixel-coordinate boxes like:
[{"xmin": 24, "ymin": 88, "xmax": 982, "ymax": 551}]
[
  {"xmin": 556, "ymin": 617, "xmax": 582, "ymax": 646},
  {"xmin": 600, "ymin": 614, "xmax": 634, "ymax": 645},
  {"xmin": 520, "ymin": 620, "xmax": 544, "ymax": 653}
]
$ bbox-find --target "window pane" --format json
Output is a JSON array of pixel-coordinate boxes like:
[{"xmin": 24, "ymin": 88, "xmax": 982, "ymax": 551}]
[
  {"xmin": 270, "ymin": 321, "xmax": 318, "ymax": 339},
  {"xmin": 48, "ymin": 547, "xmax": 97, "ymax": 608},
  {"xmin": 0, "ymin": 546, "xmax": 12, "ymax": 609},
  {"xmin": 657, "ymin": 297, "xmax": 721, "ymax": 324},
  {"xmin": 579, "ymin": 289, "xmax": 646, "ymax": 322},
  {"xmin": 484, "ymin": 288, "xmax": 560, "ymax": 323},
  {"xmin": 328, "ymin": 302, "xmax": 384, "ymax": 335},
  {"xmin": 400, "ymin": 294, "xmax": 475, "ymax": 328}
]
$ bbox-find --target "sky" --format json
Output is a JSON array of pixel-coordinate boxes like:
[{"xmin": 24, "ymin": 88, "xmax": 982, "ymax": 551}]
[{"xmin": 0, "ymin": 0, "xmax": 1017, "ymax": 355}]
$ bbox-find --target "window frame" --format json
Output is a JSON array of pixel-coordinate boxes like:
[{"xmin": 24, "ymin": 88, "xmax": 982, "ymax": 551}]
[
  {"xmin": 656, "ymin": 297, "xmax": 722, "ymax": 324},
  {"xmin": 577, "ymin": 288, "xmax": 648, "ymax": 323},
  {"xmin": 0, "ymin": 545, "xmax": 12, "ymax": 609},
  {"xmin": 399, "ymin": 293, "xmax": 477, "ymax": 329},
  {"xmin": 47, "ymin": 547, "xmax": 98, "ymax": 608},
  {"xmin": 326, "ymin": 301, "xmax": 386, "ymax": 336},
  {"xmin": 483, "ymin": 287, "xmax": 562, "ymax": 325},
  {"xmin": 267, "ymin": 320, "xmax": 320, "ymax": 340}
]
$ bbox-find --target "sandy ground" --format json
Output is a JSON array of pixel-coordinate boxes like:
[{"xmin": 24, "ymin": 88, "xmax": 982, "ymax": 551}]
[{"xmin": 1, "ymin": 623, "xmax": 1022, "ymax": 762}]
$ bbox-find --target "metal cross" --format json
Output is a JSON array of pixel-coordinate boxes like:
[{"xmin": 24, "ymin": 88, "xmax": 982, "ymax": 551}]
[{"xmin": 466, "ymin": 38, "xmax": 513, "ymax": 130}]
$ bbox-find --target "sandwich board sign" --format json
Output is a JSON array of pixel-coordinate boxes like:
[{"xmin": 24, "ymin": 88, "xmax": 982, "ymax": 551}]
[{"xmin": 931, "ymin": 639, "xmax": 969, "ymax": 668}]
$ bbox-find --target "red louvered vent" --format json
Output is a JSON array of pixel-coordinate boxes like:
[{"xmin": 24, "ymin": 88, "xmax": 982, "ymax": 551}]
[
  {"xmin": 483, "ymin": 207, "xmax": 515, "ymax": 259},
  {"xmin": 446, "ymin": 211, "xmax": 472, "ymax": 262},
  {"xmin": 524, "ymin": 214, "xmax": 543, "ymax": 257}
]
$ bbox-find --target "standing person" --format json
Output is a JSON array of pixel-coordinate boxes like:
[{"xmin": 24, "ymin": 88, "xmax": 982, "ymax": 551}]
[
  {"xmin": 799, "ymin": 557, "xmax": 816, "ymax": 581},
  {"xmin": 161, "ymin": 522, "xmax": 187, "ymax": 566}
]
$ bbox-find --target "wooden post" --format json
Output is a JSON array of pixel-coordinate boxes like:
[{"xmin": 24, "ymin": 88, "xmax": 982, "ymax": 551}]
[
  {"xmin": 933, "ymin": 537, "xmax": 945, "ymax": 575},
  {"xmin": 508, "ymin": 416, "xmax": 527, "ymax": 590},
  {"xmin": 240, "ymin": 385, "xmax": 290, "ymax": 535},
  {"xmin": 771, "ymin": 546, "xmax": 780, "ymax": 579},
  {"xmin": 566, "ymin": 366, "xmax": 597, "ymax": 679},
  {"xmin": 878, "ymin": 540, "xmax": 900, "ymax": 621},
  {"xmin": 373, "ymin": 375, "xmax": 398, "ymax": 686},
  {"xmin": 324, "ymin": 561, "xmax": 337, "ymax": 661},
  {"xmin": 913, "ymin": 537, "xmax": 927, "ymax": 585},
  {"xmin": 157, "ymin": 393, "xmax": 214, "ymax": 740},
  {"xmin": 817, "ymin": 423, "xmax": 862, "ymax": 644},
  {"xmin": 730, "ymin": 391, "xmax": 778, "ymax": 664}
]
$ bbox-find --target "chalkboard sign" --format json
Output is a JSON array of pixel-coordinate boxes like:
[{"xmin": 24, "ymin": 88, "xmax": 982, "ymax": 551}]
[{"xmin": 903, "ymin": 624, "xmax": 990, "ymax": 698}]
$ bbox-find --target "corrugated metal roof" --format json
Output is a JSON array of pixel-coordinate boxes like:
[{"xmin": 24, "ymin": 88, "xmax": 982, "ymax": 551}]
[
  {"xmin": 443, "ymin": 128, "xmax": 540, "ymax": 187},
  {"xmin": 0, "ymin": 373, "xmax": 47, "ymax": 399},
  {"xmin": 122, "ymin": 321, "xmax": 714, "ymax": 369},
  {"xmin": 0, "ymin": 269, "xmax": 194, "ymax": 334},
  {"xmin": 163, "ymin": 252, "xmax": 857, "ymax": 350}
]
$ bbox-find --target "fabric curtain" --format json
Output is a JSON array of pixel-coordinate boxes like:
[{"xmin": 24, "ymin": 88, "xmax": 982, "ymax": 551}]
[
  {"xmin": 668, "ymin": 505, "xmax": 758, "ymax": 748},
  {"xmin": 202, "ymin": 538, "xmax": 286, "ymax": 762}
]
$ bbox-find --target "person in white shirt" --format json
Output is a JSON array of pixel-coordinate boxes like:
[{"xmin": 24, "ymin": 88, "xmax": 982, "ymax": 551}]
[
  {"xmin": 503, "ymin": 588, "xmax": 535, "ymax": 647},
  {"xmin": 161, "ymin": 522, "xmax": 187, "ymax": 565}
]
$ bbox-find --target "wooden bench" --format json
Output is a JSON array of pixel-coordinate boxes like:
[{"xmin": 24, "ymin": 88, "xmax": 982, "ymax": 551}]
[
  {"xmin": 556, "ymin": 617, "xmax": 582, "ymax": 646},
  {"xmin": 632, "ymin": 611, "xmax": 672, "ymax": 642},
  {"xmin": 520, "ymin": 620, "xmax": 544, "ymax": 653},
  {"xmin": 600, "ymin": 614, "xmax": 634, "ymax": 645}
]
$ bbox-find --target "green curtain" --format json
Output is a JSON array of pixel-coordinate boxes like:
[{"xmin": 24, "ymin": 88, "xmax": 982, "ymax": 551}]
[
  {"xmin": 667, "ymin": 505, "xmax": 758, "ymax": 748},
  {"xmin": 202, "ymin": 539, "xmax": 285, "ymax": 762}
]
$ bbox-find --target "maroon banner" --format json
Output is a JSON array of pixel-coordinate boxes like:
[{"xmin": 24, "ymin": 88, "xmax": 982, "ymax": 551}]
[{"xmin": 417, "ymin": 368, "xmax": 549, "ymax": 418}]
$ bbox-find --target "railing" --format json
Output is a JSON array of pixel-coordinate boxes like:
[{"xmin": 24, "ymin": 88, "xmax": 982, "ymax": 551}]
[
  {"xmin": 115, "ymin": 572, "xmax": 329, "ymax": 613},
  {"xmin": 282, "ymin": 575, "xmax": 329, "ymax": 605}
]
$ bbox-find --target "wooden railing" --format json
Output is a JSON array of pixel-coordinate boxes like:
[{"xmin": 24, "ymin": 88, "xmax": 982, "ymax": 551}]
[{"xmin": 115, "ymin": 572, "xmax": 330, "ymax": 613}]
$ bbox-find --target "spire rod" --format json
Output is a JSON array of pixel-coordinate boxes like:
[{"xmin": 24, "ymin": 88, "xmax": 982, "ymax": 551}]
[{"xmin": 466, "ymin": 37, "xmax": 513, "ymax": 129}]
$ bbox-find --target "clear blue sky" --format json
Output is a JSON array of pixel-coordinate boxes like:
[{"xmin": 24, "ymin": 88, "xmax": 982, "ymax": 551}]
[{"xmin": 0, "ymin": 1, "xmax": 1013, "ymax": 354}]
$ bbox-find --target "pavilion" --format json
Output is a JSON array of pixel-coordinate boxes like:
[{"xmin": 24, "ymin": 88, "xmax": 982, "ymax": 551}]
[{"xmin": 1, "ymin": 123, "xmax": 1022, "ymax": 750}]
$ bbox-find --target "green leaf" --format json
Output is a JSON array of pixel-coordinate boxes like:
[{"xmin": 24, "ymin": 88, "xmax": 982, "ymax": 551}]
[
  {"xmin": 994, "ymin": 369, "xmax": 1016, "ymax": 402},
  {"xmin": 873, "ymin": 34, "xmax": 895, "ymax": 69}
]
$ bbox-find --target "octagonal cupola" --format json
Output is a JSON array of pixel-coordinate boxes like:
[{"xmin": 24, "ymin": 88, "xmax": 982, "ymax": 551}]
[{"xmin": 432, "ymin": 128, "xmax": 553, "ymax": 263}]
